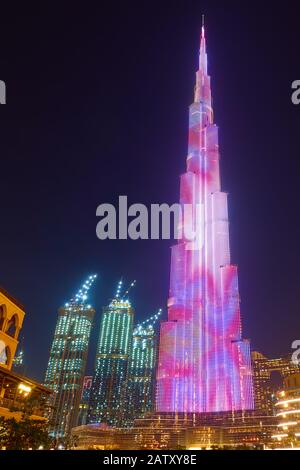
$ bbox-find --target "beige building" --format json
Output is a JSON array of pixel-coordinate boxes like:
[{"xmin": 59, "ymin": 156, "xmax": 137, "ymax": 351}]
[
  {"xmin": 0, "ymin": 287, "xmax": 25, "ymax": 370},
  {"xmin": 0, "ymin": 286, "xmax": 51, "ymax": 421}
]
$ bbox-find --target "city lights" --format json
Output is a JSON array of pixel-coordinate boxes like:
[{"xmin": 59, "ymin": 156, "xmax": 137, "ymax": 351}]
[
  {"xmin": 1, "ymin": 11, "xmax": 300, "ymax": 454},
  {"xmin": 18, "ymin": 383, "xmax": 32, "ymax": 393}
]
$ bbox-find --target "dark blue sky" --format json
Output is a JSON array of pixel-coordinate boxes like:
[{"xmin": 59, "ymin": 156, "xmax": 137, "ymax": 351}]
[{"xmin": 1, "ymin": 1, "xmax": 300, "ymax": 381}]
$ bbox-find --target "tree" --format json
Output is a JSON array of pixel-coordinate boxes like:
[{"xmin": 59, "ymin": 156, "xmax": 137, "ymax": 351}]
[{"xmin": 0, "ymin": 416, "xmax": 51, "ymax": 450}]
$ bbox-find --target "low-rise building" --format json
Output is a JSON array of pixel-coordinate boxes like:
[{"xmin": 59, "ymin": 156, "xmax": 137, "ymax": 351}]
[
  {"xmin": 0, "ymin": 287, "xmax": 51, "ymax": 421},
  {"xmin": 72, "ymin": 412, "xmax": 277, "ymax": 450},
  {"xmin": 271, "ymin": 373, "xmax": 300, "ymax": 449}
]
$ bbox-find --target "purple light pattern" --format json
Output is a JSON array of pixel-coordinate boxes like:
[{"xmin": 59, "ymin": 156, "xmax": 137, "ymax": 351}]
[{"xmin": 156, "ymin": 27, "xmax": 254, "ymax": 413}]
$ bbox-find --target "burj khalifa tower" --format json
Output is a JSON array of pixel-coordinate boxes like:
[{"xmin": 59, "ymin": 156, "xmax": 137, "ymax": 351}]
[{"xmin": 156, "ymin": 23, "xmax": 254, "ymax": 413}]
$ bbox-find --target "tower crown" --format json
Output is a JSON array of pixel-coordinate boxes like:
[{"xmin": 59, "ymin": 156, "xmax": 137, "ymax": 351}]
[
  {"xmin": 199, "ymin": 16, "xmax": 207, "ymax": 74},
  {"xmin": 194, "ymin": 18, "xmax": 213, "ymax": 123}
]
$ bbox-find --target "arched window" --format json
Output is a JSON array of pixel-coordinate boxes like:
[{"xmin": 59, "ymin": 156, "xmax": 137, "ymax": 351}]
[
  {"xmin": 5, "ymin": 314, "xmax": 19, "ymax": 338},
  {"xmin": 0, "ymin": 305, "xmax": 6, "ymax": 330}
]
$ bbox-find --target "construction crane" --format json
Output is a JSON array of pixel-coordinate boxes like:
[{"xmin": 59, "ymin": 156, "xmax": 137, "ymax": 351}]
[
  {"xmin": 115, "ymin": 279, "xmax": 123, "ymax": 299},
  {"xmin": 64, "ymin": 274, "xmax": 97, "ymax": 307},
  {"xmin": 135, "ymin": 308, "xmax": 162, "ymax": 332},
  {"xmin": 121, "ymin": 280, "xmax": 136, "ymax": 301}
]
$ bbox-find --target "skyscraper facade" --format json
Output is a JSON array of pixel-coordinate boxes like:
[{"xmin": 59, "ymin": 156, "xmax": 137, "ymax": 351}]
[
  {"xmin": 88, "ymin": 288, "xmax": 134, "ymax": 427},
  {"xmin": 127, "ymin": 311, "xmax": 161, "ymax": 423},
  {"xmin": 44, "ymin": 275, "xmax": 96, "ymax": 437},
  {"xmin": 156, "ymin": 25, "xmax": 254, "ymax": 413}
]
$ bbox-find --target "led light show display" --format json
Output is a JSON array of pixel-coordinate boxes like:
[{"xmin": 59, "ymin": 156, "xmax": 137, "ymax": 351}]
[{"xmin": 156, "ymin": 26, "xmax": 254, "ymax": 413}]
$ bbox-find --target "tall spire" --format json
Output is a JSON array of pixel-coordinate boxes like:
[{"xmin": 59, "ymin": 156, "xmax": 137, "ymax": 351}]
[
  {"xmin": 194, "ymin": 16, "xmax": 210, "ymax": 106},
  {"xmin": 199, "ymin": 14, "xmax": 207, "ymax": 74}
]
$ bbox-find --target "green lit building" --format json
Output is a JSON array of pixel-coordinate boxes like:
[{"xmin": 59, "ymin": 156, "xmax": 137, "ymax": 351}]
[
  {"xmin": 44, "ymin": 275, "xmax": 97, "ymax": 438},
  {"xmin": 88, "ymin": 281, "xmax": 134, "ymax": 427},
  {"xmin": 127, "ymin": 310, "xmax": 161, "ymax": 424}
]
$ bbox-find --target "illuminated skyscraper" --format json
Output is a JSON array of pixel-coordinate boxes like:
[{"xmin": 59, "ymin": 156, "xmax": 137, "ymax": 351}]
[
  {"xmin": 88, "ymin": 281, "xmax": 135, "ymax": 427},
  {"xmin": 156, "ymin": 23, "xmax": 254, "ymax": 413},
  {"xmin": 45, "ymin": 275, "xmax": 97, "ymax": 437},
  {"xmin": 127, "ymin": 310, "xmax": 161, "ymax": 423}
]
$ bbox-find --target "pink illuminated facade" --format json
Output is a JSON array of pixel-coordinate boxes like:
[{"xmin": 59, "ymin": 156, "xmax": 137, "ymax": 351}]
[{"xmin": 156, "ymin": 26, "xmax": 254, "ymax": 413}]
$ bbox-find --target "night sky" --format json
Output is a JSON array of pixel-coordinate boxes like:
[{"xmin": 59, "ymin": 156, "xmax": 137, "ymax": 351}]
[{"xmin": 1, "ymin": 1, "xmax": 300, "ymax": 382}]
